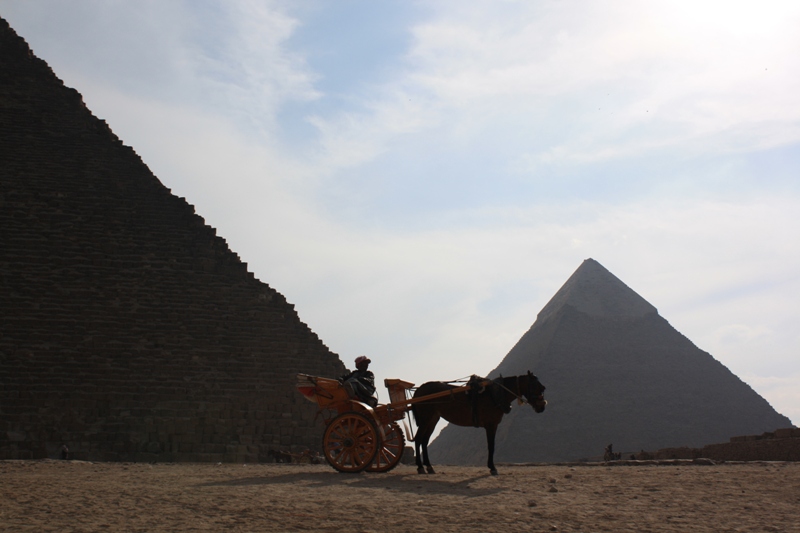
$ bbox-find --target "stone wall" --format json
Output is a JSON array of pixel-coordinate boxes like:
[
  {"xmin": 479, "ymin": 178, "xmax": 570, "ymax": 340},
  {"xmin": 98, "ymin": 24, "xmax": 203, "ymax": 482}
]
[
  {"xmin": 0, "ymin": 17, "xmax": 345, "ymax": 462},
  {"xmin": 654, "ymin": 428, "xmax": 800, "ymax": 462}
]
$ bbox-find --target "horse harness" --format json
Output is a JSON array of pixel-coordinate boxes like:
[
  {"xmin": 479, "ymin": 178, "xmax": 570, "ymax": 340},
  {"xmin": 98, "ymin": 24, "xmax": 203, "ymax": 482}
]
[
  {"xmin": 413, "ymin": 375, "xmax": 530, "ymax": 427},
  {"xmin": 467, "ymin": 375, "xmax": 516, "ymax": 427}
]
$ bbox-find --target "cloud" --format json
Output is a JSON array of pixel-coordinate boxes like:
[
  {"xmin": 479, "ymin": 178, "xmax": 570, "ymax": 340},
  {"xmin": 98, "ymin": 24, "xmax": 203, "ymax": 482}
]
[
  {"xmin": 3, "ymin": 0, "xmax": 319, "ymax": 139},
  {"xmin": 304, "ymin": 0, "xmax": 800, "ymax": 188},
  {"xmin": 189, "ymin": 1, "xmax": 321, "ymax": 130}
]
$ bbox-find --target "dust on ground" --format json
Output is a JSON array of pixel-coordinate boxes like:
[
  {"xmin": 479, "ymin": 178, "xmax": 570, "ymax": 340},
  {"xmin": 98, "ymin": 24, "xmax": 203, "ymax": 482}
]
[{"xmin": 1, "ymin": 460, "xmax": 798, "ymax": 532}]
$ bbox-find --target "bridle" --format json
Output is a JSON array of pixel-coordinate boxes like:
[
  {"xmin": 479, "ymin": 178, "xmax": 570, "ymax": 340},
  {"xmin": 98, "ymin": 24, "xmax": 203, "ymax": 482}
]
[
  {"xmin": 515, "ymin": 375, "xmax": 528, "ymax": 405},
  {"xmin": 518, "ymin": 374, "xmax": 546, "ymax": 408},
  {"xmin": 494, "ymin": 374, "xmax": 543, "ymax": 406}
]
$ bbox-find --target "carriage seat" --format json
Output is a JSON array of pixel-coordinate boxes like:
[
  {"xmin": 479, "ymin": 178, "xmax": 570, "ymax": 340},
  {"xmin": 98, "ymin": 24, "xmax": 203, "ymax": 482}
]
[{"xmin": 384, "ymin": 378, "xmax": 415, "ymax": 405}]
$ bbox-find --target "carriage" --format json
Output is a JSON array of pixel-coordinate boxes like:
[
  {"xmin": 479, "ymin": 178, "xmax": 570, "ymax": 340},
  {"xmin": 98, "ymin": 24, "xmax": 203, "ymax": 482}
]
[
  {"xmin": 296, "ymin": 373, "xmax": 451, "ymax": 473},
  {"xmin": 296, "ymin": 371, "xmax": 547, "ymax": 475}
]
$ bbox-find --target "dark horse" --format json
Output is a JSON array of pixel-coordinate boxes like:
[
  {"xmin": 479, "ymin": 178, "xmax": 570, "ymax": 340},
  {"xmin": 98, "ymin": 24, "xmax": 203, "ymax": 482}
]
[{"xmin": 411, "ymin": 371, "xmax": 546, "ymax": 475}]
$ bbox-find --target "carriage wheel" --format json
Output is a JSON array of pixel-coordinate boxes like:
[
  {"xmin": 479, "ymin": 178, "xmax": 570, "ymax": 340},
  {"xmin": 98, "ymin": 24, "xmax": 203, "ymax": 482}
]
[
  {"xmin": 323, "ymin": 412, "xmax": 379, "ymax": 473},
  {"xmin": 366, "ymin": 421, "xmax": 405, "ymax": 473}
]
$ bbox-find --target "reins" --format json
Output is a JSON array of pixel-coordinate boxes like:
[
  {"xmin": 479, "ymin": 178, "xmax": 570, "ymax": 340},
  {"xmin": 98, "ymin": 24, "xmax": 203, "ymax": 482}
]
[
  {"xmin": 407, "ymin": 375, "xmax": 477, "ymax": 397},
  {"xmin": 445, "ymin": 376, "xmax": 475, "ymax": 385},
  {"xmin": 494, "ymin": 375, "xmax": 528, "ymax": 406},
  {"xmin": 410, "ymin": 374, "xmax": 536, "ymax": 407}
]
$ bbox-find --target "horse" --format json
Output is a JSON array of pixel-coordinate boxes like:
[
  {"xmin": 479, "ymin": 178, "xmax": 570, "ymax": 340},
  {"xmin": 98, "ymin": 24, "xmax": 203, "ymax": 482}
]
[{"xmin": 411, "ymin": 371, "xmax": 546, "ymax": 476}]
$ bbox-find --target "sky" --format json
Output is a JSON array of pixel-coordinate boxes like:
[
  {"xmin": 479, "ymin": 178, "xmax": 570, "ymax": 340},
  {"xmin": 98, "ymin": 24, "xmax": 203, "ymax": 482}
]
[{"xmin": 2, "ymin": 1, "xmax": 799, "ymax": 427}]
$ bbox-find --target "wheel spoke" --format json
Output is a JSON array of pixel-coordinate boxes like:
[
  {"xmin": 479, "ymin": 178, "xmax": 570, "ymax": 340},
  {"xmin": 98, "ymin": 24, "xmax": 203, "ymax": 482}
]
[
  {"xmin": 322, "ymin": 412, "xmax": 378, "ymax": 473},
  {"xmin": 365, "ymin": 421, "xmax": 405, "ymax": 473}
]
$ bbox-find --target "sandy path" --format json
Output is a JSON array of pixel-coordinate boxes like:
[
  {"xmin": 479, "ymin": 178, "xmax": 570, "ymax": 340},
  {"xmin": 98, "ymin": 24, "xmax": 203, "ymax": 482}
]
[{"xmin": 1, "ymin": 460, "xmax": 798, "ymax": 532}]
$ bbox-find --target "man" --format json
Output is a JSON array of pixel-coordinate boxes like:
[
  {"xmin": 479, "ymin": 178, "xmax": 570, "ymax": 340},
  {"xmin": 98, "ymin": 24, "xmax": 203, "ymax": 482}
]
[{"xmin": 341, "ymin": 356, "xmax": 377, "ymax": 407}]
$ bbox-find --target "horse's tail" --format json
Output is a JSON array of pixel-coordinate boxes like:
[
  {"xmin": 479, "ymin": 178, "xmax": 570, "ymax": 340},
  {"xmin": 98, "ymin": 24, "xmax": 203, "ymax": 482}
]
[{"xmin": 409, "ymin": 405, "xmax": 418, "ymax": 441}]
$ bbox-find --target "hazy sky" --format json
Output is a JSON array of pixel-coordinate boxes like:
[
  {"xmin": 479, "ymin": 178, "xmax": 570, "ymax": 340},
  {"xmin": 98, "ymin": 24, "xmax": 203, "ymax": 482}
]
[{"xmin": 2, "ymin": 1, "xmax": 799, "ymax": 427}]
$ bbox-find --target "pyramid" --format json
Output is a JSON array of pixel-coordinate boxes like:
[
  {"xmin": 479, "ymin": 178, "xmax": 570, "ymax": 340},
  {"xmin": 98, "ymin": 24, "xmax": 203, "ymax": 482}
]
[
  {"xmin": 0, "ymin": 17, "xmax": 345, "ymax": 461},
  {"xmin": 429, "ymin": 259, "xmax": 792, "ymax": 463}
]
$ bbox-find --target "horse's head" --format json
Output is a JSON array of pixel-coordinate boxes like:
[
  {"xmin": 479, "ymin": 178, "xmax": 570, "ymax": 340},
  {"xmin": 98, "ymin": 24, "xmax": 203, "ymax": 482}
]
[{"xmin": 523, "ymin": 371, "xmax": 547, "ymax": 413}]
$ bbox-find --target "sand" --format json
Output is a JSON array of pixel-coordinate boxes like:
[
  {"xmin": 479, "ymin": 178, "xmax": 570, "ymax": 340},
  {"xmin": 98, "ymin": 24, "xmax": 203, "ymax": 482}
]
[{"xmin": 1, "ymin": 460, "xmax": 798, "ymax": 532}]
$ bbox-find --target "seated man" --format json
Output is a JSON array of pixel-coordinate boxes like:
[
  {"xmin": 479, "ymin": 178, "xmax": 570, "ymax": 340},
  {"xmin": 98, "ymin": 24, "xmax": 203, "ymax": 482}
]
[{"xmin": 340, "ymin": 356, "xmax": 377, "ymax": 407}]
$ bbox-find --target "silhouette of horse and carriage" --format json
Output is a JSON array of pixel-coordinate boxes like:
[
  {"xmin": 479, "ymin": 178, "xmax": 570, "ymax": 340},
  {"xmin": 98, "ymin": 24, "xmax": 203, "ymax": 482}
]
[{"xmin": 296, "ymin": 371, "xmax": 547, "ymax": 475}]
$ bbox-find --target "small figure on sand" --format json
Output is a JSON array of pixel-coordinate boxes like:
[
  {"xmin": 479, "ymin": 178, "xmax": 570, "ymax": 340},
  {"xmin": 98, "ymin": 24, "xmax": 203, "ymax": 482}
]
[{"xmin": 603, "ymin": 443, "xmax": 620, "ymax": 461}]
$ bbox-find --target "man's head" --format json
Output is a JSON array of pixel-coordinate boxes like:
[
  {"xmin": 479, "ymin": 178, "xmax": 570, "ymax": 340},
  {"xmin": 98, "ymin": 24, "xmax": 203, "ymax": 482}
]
[{"xmin": 355, "ymin": 355, "xmax": 371, "ymax": 369}]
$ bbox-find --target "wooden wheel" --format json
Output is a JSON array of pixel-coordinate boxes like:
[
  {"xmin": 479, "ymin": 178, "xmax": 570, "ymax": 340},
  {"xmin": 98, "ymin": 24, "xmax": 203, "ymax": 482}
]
[
  {"xmin": 366, "ymin": 421, "xmax": 405, "ymax": 473},
  {"xmin": 323, "ymin": 412, "xmax": 379, "ymax": 473}
]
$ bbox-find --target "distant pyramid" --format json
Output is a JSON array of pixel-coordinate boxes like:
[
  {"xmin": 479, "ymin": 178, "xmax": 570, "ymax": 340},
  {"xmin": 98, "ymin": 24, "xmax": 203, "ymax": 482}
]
[{"xmin": 429, "ymin": 259, "xmax": 792, "ymax": 463}]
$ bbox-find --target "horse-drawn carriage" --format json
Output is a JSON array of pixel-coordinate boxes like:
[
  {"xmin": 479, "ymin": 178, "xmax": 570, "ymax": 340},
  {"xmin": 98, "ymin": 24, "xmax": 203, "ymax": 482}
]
[{"xmin": 296, "ymin": 371, "xmax": 547, "ymax": 475}]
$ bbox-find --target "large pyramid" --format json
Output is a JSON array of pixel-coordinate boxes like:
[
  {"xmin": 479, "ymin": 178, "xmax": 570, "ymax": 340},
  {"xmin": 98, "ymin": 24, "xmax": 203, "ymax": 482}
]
[
  {"xmin": 429, "ymin": 258, "xmax": 792, "ymax": 463},
  {"xmin": 0, "ymin": 17, "xmax": 345, "ymax": 461}
]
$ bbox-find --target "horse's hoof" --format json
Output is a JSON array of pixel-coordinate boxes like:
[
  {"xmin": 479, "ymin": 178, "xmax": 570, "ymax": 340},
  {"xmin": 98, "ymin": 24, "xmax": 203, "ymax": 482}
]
[
  {"xmin": 490, "ymin": 469, "xmax": 498, "ymax": 476},
  {"xmin": 426, "ymin": 467, "xmax": 436, "ymax": 474},
  {"xmin": 417, "ymin": 467, "xmax": 425, "ymax": 474}
]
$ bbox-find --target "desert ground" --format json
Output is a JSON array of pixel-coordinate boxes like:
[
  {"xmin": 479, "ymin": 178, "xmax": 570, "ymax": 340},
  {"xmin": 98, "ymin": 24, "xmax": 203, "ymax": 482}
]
[{"xmin": 1, "ymin": 460, "xmax": 798, "ymax": 532}]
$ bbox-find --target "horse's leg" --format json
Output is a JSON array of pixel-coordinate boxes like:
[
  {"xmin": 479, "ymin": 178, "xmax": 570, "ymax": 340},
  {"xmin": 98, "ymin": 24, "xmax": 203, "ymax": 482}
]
[
  {"xmin": 414, "ymin": 434, "xmax": 424, "ymax": 474},
  {"xmin": 485, "ymin": 423, "xmax": 498, "ymax": 475},
  {"xmin": 412, "ymin": 407, "xmax": 425, "ymax": 473},
  {"xmin": 413, "ymin": 413, "xmax": 439, "ymax": 474},
  {"xmin": 422, "ymin": 434, "xmax": 436, "ymax": 474},
  {"xmin": 416, "ymin": 432, "xmax": 433, "ymax": 474}
]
